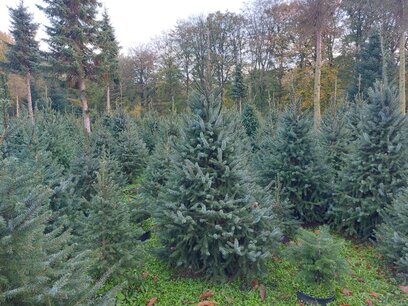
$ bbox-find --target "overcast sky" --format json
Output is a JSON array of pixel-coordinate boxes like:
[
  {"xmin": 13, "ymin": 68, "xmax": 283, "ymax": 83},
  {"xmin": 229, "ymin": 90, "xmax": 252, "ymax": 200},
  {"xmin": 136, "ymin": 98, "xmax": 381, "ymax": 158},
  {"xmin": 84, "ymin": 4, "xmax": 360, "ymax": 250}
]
[{"xmin": 0, "ymin": 0, "xmax": 246, "ymax": 53}]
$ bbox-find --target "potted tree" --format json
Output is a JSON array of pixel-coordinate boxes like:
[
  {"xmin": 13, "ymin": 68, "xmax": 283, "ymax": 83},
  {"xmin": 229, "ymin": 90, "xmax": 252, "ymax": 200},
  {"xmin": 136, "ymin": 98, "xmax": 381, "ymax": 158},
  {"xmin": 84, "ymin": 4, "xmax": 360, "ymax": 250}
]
[{"xmin": 285, "ymin": 226, "xmax": 349, "ymax": 305}]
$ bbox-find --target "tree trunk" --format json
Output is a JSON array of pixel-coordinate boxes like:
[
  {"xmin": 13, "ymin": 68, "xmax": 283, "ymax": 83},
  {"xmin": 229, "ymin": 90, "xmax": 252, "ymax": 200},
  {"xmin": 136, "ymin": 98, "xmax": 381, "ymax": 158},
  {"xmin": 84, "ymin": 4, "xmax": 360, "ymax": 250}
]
[
  {"xmin": 400, "ymin": 28, "xmax": 406, "ymax": 114},
  {"xmin": 379, "ymin": 29, "xmax": 388, "ymax": 85},
  {"xmin": 106, "ymin": 84, "xmax": 111, "ymax": 113},
  {"xmin": 313, "ymin": 29, "xmax": 322, "ymax": 129},
  {"xmin": 26, "ymin": 72, "xmax": 34, "ymax": 124},
  {"xmin": 79, "ymin": 78, "xmax": 91, "ymax": 134},
  {"xmin": 16, "ymin": 95, "xmax": 20, "ymax": 117}
]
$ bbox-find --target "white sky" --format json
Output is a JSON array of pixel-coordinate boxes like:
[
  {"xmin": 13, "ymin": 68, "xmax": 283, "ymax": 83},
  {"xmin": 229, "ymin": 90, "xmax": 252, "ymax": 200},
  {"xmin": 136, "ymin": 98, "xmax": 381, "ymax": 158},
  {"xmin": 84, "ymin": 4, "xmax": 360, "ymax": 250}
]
[{"xmin": 0, "ymin": 0, "xmax": 246, "ymax": 53}]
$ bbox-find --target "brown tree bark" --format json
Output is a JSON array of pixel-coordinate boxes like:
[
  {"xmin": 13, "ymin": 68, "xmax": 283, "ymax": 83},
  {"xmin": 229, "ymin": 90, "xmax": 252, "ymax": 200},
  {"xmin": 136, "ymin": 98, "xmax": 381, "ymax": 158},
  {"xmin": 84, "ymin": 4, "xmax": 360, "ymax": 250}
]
[
  {"xmin": 313, "ymin": 29, "xmax": 322, "ymax": 129},
  {"xmin": 106, "ymin": 84, "xmax": 111, "ymax": 113},
  {"xmin": 79, "ymin": 78, "xmax": 91, "ymax": 134},
  {"xmin": 26, "ymin": 72, "xmax": 34, "ymax": 124}
]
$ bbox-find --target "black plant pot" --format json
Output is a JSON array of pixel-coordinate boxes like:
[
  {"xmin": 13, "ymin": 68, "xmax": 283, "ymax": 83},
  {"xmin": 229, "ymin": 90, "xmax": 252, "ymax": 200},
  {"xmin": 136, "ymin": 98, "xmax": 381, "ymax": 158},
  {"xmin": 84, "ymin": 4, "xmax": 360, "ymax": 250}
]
[{"xmin": 296, "ymin": 291, "xmax": 335, "ymax": 306}]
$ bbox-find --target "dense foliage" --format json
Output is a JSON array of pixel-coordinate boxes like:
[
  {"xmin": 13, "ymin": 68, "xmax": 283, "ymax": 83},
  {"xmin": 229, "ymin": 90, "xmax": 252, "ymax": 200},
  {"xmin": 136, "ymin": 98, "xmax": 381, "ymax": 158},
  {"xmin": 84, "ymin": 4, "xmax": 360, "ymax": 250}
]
[
  {"xmin": 331, "ymin": 84, "xmax": 408, "ymax": 239},
  {"xmin": 154, "ymin": 91, "xmax": 281, "ymax": 278},
  {"xmin": 255, "ymin": 103, "xmax": 331, "ymax": 224},
  {"xmin": 285, "ymin": 226, "xmax": 348, "ymax": 289}
]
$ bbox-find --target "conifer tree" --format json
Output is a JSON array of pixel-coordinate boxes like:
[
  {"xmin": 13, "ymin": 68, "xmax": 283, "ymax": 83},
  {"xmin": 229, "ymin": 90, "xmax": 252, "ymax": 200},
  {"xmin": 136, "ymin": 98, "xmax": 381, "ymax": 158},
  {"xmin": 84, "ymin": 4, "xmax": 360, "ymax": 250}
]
[
  {"xmin": 114, "ymin": 120, "xmax": 148, "ymax": 182},
  {"xmin": 332, "ymin": 84, "xmax": 408, "ymax": 240},
  {"xmin": 155, "ymin": 90, "xmax": 281, "ymax": 278},
  {"xmin": 96, "ymin": 9, "xmax": 120, "ymax": 113},
  {"xmin": 7, "ymin": 1, "xmax": 40, "ymax": 124},
  {"xmin": 230, "ymin": 62, "xmax": 246, "ymax": 113},
  {"xmin": 376, "ymin": 188, "xmax": 408, "ymax": 281},
  {"xmin": 141, "ymin": 140, "xmax": 172, "ymax": 208},
  {"xmin": 285, "ymin": 227, "xmax": 348, "ymax": 288},
  {"xmin": 256, "ymin": 103, "xmax": 331, "ymax": 224},
  {"xmin": 40, "ymin": 0, "xmax": 101, "ymax": 134},
  {"xmin": 241, "ymin": 103, "xmax": 259, "ymax": 140},
  {"xmin": 0, "ymin": 155, "xmax": 116, "ymax": 305},
  {"xmin": 348, "ymin": 32, "xmax": 383, "ymax": 99},
  {"xmin": 80, "ymin": 152, "xmax": 142, "ymax": 280},
  {"xmin": 320, "ymin": 105, "xmax": 352, "ymax": 184}
]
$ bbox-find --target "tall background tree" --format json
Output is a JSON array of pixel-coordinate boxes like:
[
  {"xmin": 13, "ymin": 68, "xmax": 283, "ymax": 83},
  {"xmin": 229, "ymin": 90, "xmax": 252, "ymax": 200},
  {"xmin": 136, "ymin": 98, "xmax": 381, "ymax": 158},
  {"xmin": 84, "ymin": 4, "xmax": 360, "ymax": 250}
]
[
  {"xmin": 7, "ymin": 0, "xmax": 40, "ymax": 124},
  {"xmin": 40, "ymin": 0, "xmax": 101, "ymax": 133},
  {"xmin": 95, "ymin": 8, "xmax": 120, "ymax": 113},
  {"xmin": 300, "ymin": 0, "xmax": 340, "ymax": 129}
]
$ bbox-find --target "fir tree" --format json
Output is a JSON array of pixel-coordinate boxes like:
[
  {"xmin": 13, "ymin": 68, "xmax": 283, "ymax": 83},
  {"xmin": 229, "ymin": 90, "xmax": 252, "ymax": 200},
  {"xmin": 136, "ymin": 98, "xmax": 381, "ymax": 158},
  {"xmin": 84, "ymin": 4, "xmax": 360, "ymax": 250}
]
[
  {"xmin": 241, "ymin": 103, "xmax": 259, "ymax": 140},
  {"xmin": 114, "ymin": 120, "xmax": 148, "ymax": 182},
  {"xmin": 348, "ymin": 32, "xmax": 383, "ymax": 99},
  {"xmin": 320, "ymin": 105, "xmax": 352, "ymax": 184},
  {"xmin": 376, "ymin": 188, "xmax": 408, "ymax": 281},
  {"xmin": 80, "ymin": 152, "xmax": 143, "ymax": 280},
  {"xmin": 7, "ymin": 0, "xmax": 40, "ymax": 124},
  {"xmin": 141, "ymin": 140, "xmax": 172, "ymax": 209},
  {"xmin": 40, "ymin": 0, "xmax": 101, "ymax": 133},
  {"xmin": 230, "ymin": 62, "xmax": 246, "ymax": 113},
  {"xmin": 155, "ymin": 90, "xmax": 281, "ymax": 278},
  {"xmin": 285, "ymin": 227, "xmax": 348, "ymax": 289},
  {"xmin": 0, "ymin": 155, "xmax": 116, "ymax": 305},
  {"xmin": 95, "ymin": 9, "xmax": 120, "ymax": 113},
  {"xmin": 255, "ymin": 103, "xmax": 331, "ymax": 224},
  {"xmin": 332, "ymin": 84, "xmax": 408, "ymax": 239}
]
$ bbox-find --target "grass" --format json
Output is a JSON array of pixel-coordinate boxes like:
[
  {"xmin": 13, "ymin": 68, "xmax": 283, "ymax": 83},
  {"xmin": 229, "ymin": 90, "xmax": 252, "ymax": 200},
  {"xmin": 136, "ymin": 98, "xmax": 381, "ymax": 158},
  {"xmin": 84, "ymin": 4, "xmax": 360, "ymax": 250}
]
[{"xmin": 115, "ymin": 233, "xmax": 408, "ymax": 306}]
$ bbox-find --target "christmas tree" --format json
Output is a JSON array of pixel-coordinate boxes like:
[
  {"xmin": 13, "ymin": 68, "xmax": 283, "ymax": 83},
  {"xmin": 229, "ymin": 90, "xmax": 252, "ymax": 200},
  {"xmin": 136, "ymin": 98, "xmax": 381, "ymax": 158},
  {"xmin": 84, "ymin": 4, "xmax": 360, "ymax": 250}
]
[
  {"xmin": 376, "ymin": 188, "xmax": 408, "ymax": 281},
  {"xmin": 332, "ymin": 84, "xmax": 408, "ymax": 239},
  {"xmin": 0, "ymin": 154, "xmax": 116, "ymax": 305},
  {"xmin": 79, "ymin": 151, "xmax": 143, "ymax": 280},
  {"xmin": 241, "ymin": 103, "xmax": 259, "ymax": 141},
  {"xmin": 348, "ymin": 32, "xmax": 383, "ymax": 99},
  {"xmin": 155, "ymin": 90, "xmax": 281, "ymax": 278},
  {"xmin": 230, "ymin": 62, "xmax": 246, "ymax": 113},
  {"xmin": 285, "ymin": 227, "xmax": 348, "ymax": 289},
  {"xmin": 255, "ymin": 103, "xmax": 331, "ymax": 224}
]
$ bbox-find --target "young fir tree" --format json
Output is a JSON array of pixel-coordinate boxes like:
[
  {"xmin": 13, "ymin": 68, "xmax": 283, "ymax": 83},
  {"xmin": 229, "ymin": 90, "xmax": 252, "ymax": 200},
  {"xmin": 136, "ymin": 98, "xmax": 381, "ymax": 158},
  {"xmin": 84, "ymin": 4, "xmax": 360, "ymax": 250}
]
[
  {"xmin": 80, "ymin": 152, "xmax": 143, "ymax": 280},
  {"xmin": 241, "ymin": 103, "xmax": 259, "ymax": 140},
  {"xmin": 141, "ymin": 140, "xmax": 172, "ymax": 209},
  {"xmin": 114, "ymin": 120, "xmax": 148, "ymax": 182},
  {"xmin": 0, "ymin": 155, "xmax": 116, "ymax": 305},
  {"xmin": 320, "ymin": 105, "xmax": 352, "ymax": 184},
  {"xmin": 155, "ymin": 90, "xmax": 281, "ymax": 279},
  {"xmin": 230, "ymin": 62, "xmax": 246, "ymax": 113},
  {"xmin": 40, "ymin": 0, "xmax": 101, "ymax": 134},
  {"xmin": 255, "ymin": 103, "xmax": 331, "ymax": 224},
  {"xmin": 376, "ymin": 188, "xmax": 408, "ymax": 281},
  {"xmin": 285, "ymin": 227, "xmax": 348, "ymax": 289},
  {"xmin": 348, "ymin": 32, "xmax": 383, "ymax": 99},
  {"xmin": 332, "ymin": 84, "xmax": 408, "ymax": 240},
  {"xmin": 95, "ymin": 8, "xmax": 120, "ymax": 113},
  {"xmin": 7, "ymin": 1, "xmax": 40, "ymax": 124}
]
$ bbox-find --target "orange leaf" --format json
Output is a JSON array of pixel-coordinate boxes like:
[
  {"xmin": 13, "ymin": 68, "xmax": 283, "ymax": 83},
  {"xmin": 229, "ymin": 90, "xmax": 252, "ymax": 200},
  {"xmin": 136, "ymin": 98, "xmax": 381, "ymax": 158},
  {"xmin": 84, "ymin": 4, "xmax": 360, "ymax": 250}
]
[
  {"xmin": 314, "ymin": 229, "xmax": 321, "ymax": 235},
  {"xmin": 340, "ymin": 304, "xmax": 350, "ymax": 306},
  {"xmin": 260, "ymin": 285, "xmax": 266, "ymax": 302},
  {"xmin": 142, "ymin": 272, "xmax": 149, "ymax": 279},
  {"xmin": 197, "ymin": 301, "xmax": 218, "ymax": 306},
  {"xmin": 366, "ymin": 299, "xmax": 373, "ymax": 306},
  {"xmin": 153, "ymin": 274, "xmax": 158, "ymax": 283},
  {"xmin": 199, "ymin": 290, "xmax": 214, "ymax": 300},
  {"xmin": 342, "ymin": 288, "xmax": 353, "ymax": 296},
  {"xmin": 399, "ymin": 285, "xmax": 408, "ymax": 294},
  {"xmin": 251, "ymin": 279, "xmax": 259, "ymax": 289},
  {"xmin": 147, "ymin": 297, "xmax": 157, "ymax": 306},
  {"xmin": 369, "ymin": 292, "xmax": 379, "ymax": 298}
]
